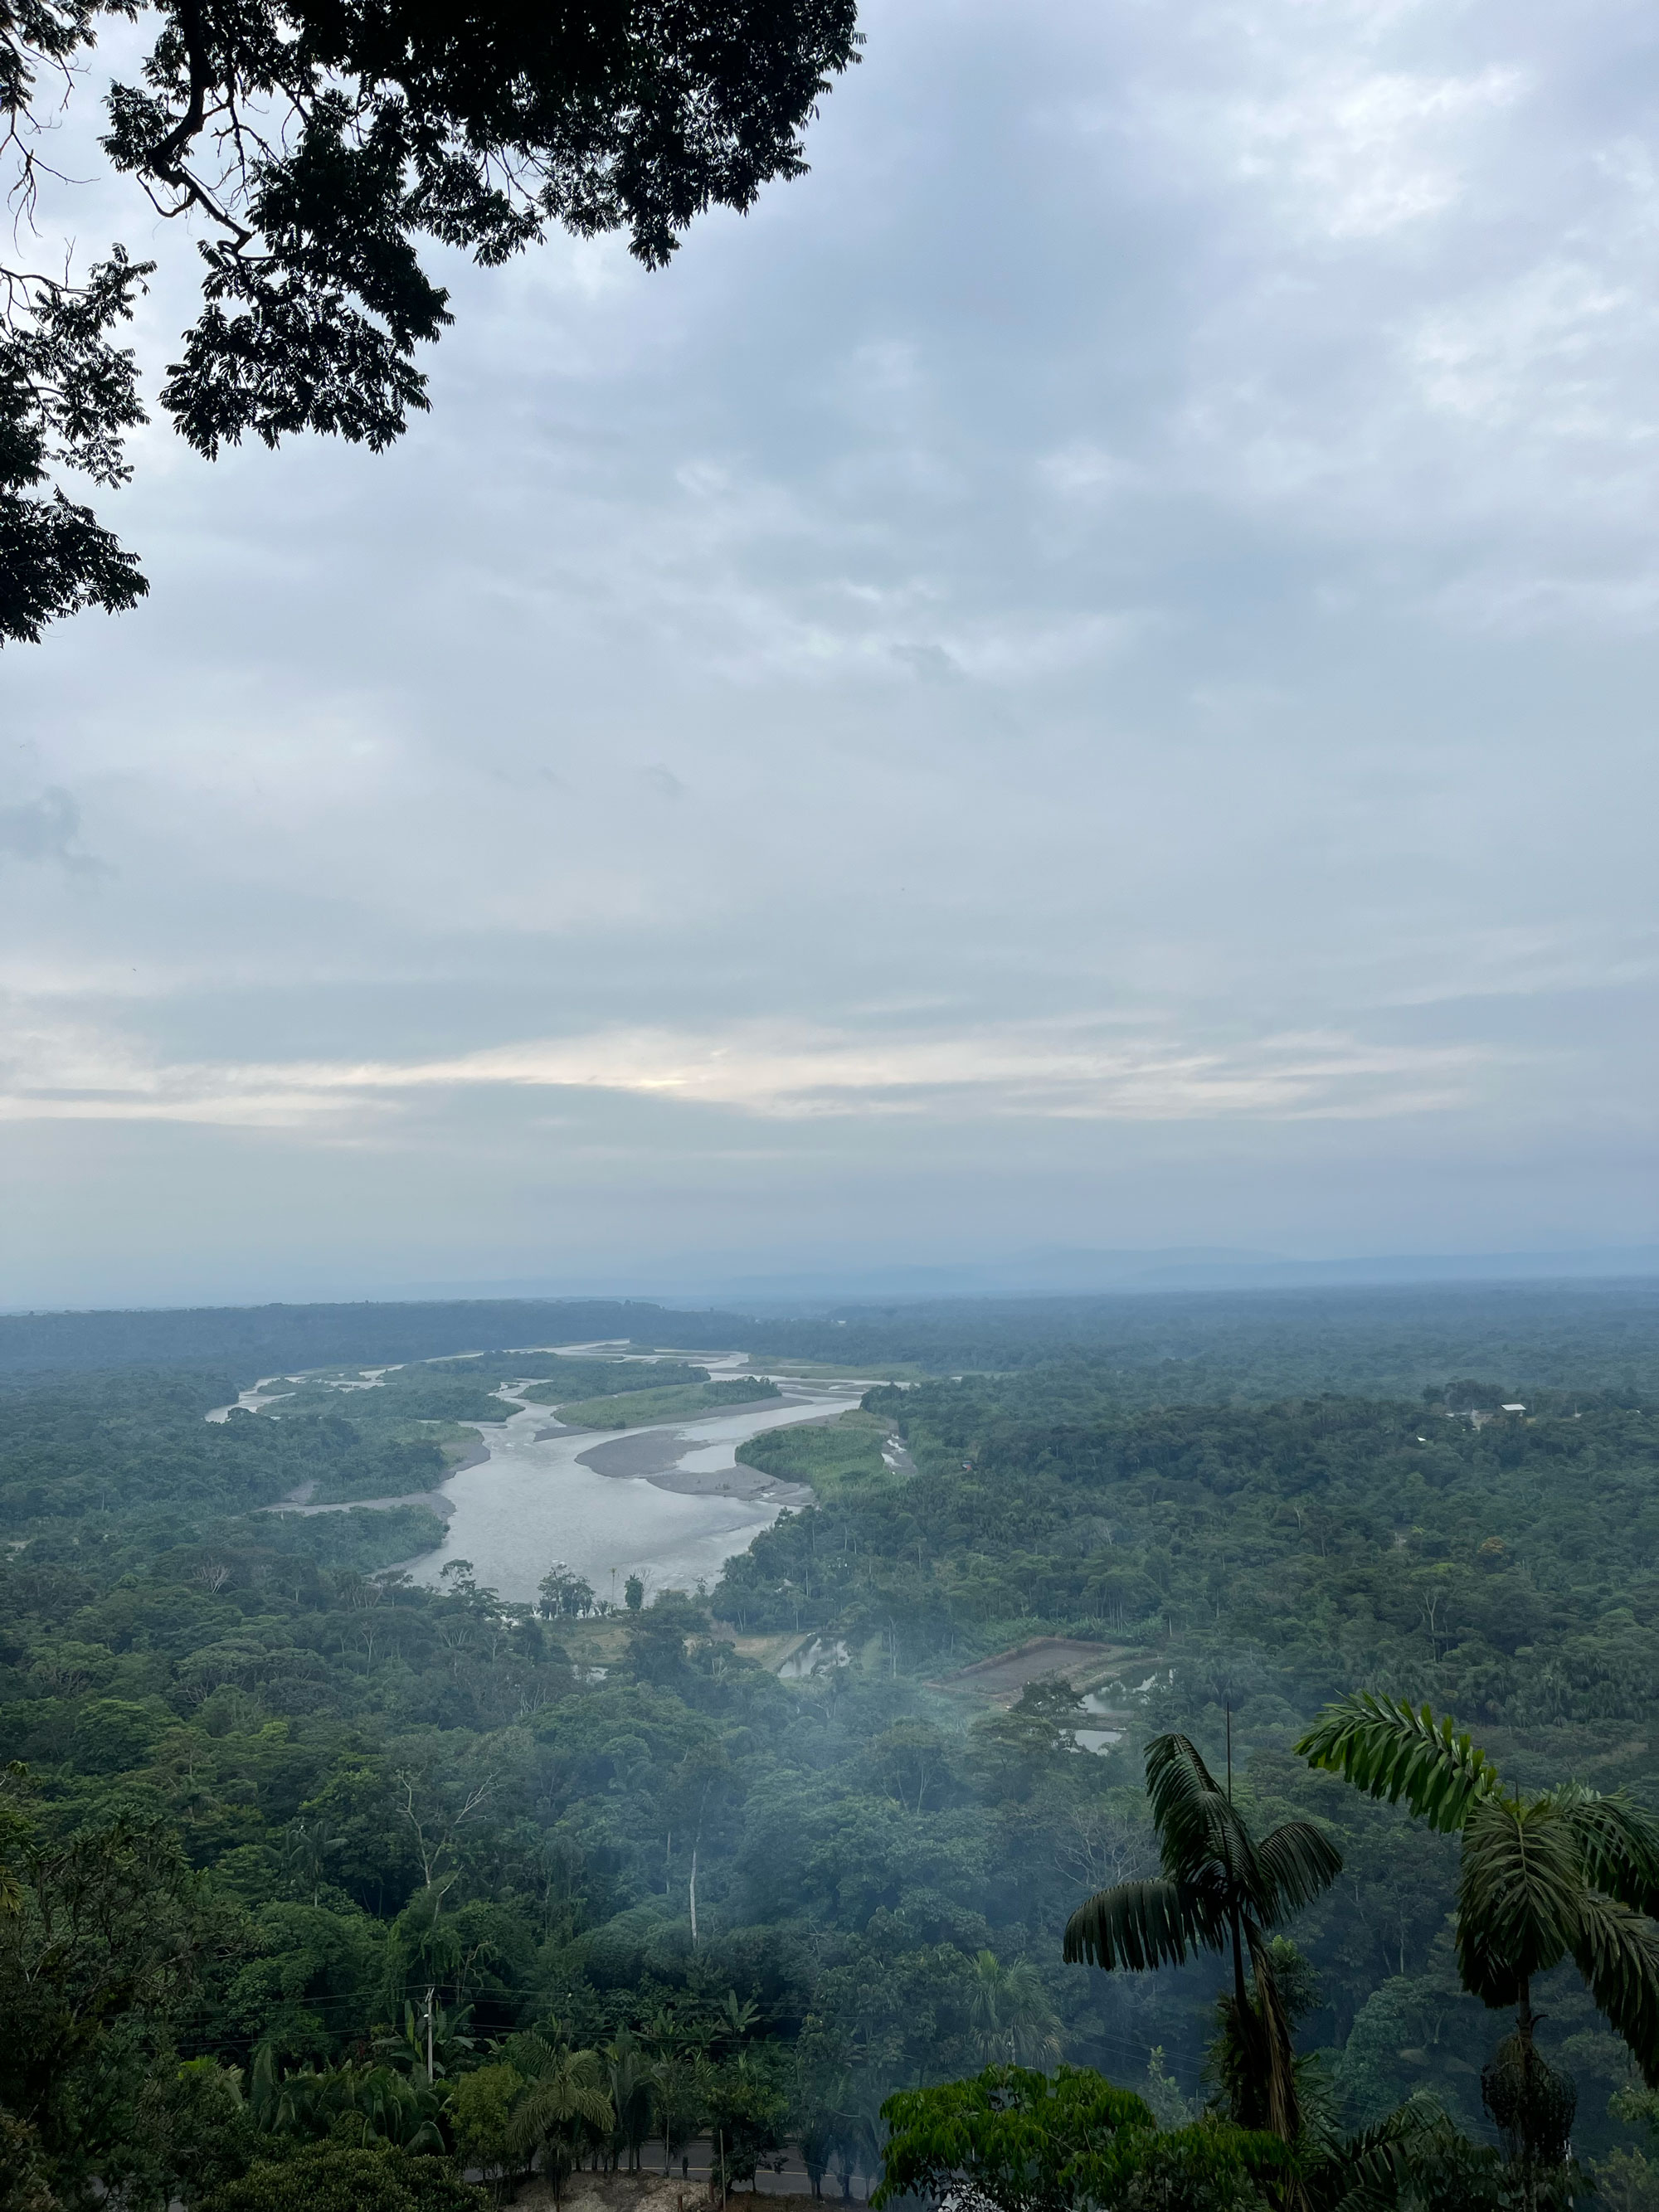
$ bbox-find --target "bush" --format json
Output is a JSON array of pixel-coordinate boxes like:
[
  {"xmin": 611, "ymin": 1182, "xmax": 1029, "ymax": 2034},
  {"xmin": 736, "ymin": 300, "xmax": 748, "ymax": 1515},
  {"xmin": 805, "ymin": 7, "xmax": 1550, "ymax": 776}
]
[
  {"xmin": 0, "ymin": 2112, "xmax": 58, "ymax": 2212},
  {"xmin": 200, "ymin": 2141, "xmax": 486, "ymax": 2212}
]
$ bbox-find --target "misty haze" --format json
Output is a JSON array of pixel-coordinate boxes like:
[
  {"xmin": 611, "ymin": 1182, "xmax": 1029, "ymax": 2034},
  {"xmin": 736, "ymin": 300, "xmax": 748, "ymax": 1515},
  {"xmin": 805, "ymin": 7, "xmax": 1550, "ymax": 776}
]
[{"xmin": 3, "ymin": 2, "xmax": 1658, "ymax": 2209}]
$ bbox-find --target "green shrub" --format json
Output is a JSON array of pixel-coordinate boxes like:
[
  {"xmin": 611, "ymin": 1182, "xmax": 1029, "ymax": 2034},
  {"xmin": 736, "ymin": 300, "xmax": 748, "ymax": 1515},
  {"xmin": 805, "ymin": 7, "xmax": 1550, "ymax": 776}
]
[{"xmin": 200, "ymin": 2141, "xmax": 485, "ymax": 2212}]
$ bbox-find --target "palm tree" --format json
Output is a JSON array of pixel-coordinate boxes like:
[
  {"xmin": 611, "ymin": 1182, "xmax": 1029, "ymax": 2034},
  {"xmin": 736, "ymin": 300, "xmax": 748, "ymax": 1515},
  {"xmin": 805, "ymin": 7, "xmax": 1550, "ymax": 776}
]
[
  {"xmin": 604, "ymin": 2028, "xmax": 654, "ymax": 2173},
  {"xmin": 1297, "ymin": 1692, "xmax": 1659, "ymax": 2188},
  {"xmin": 966, "ymin": 1951, "xmax": 1064, "ymax": 2069},
  {"xmin": 505, "ymin": 2039, "xmax": 614, "ymax": 2204},
  {"xmin": 1063, "ymin": 1732, "xmax": 1341, "ymax": 2144},
  {"xmin": 646, "ymin": 2045, "xmax": 708, "ymax": 2178}
]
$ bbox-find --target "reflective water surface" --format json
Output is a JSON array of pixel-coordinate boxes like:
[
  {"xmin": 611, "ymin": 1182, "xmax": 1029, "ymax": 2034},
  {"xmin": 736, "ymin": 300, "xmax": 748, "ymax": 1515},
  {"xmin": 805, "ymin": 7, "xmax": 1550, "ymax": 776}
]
[{"xmin": 408, "ymin": 1358, "xmax": 868, "ymax": 1603}]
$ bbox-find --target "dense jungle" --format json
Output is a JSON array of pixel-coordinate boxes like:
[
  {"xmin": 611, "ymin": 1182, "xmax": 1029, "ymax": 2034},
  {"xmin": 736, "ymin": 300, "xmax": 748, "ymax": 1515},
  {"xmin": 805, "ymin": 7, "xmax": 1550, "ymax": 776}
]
[{"xmin": 5, "ymin": 1283, "xmax": 1659, "ymax": 2211}]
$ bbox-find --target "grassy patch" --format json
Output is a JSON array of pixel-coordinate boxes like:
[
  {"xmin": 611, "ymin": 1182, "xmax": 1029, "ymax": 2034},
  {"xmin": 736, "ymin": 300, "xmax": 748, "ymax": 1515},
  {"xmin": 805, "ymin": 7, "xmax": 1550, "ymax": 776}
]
[
  {"xmin": 518, "ymin": 1359, "xmax": 709, "ymax": 1405},
  {"xmin": 735, "ymin": 1407, "xmax": 897, "ymax": 1499},
  {"xmin": 550, "ymin": 1378, "xmax": 782, "ymax": 1429}
]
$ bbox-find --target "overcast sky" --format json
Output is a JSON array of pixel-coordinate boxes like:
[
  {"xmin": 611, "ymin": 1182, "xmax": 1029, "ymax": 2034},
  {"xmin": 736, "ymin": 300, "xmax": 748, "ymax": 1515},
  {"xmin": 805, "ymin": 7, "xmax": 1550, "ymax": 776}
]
[{"xmin": 3, "ymin": 0, "xmax": 1658, "ymax": 1308}]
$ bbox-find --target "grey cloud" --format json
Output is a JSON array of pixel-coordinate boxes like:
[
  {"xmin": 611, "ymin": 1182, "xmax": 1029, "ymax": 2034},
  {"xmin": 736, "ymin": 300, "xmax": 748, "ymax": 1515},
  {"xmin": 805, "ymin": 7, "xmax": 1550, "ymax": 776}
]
[
  {"xmin": 0, "ymin": 790, "xmax": 105, "ymax": 875},
  {"xmin": 1, "ymin": 0, "xmax": 1656, "ymax": 1300},
  {"xmin": 889, "ymin": 641, "xmax": 964, "ymax": 684}
]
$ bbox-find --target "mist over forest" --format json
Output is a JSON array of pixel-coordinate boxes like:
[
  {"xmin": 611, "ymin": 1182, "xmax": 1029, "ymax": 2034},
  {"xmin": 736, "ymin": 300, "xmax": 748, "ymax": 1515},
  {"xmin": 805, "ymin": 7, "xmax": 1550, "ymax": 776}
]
[{"xmin": 5, "ymin": 1281, "xmax": 1659, "ymax": 2211}]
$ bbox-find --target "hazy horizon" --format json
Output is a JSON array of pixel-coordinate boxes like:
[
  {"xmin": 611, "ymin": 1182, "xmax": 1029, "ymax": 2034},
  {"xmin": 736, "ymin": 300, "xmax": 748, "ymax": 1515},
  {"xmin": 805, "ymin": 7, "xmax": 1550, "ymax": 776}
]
[
  {"xmin": 7, "ymin": 1241, "xmax": 1659, "ymax": 1320},
  {"xmin": 5, "ymin": 0, "xmax": 1658, "ymax": 1307}
]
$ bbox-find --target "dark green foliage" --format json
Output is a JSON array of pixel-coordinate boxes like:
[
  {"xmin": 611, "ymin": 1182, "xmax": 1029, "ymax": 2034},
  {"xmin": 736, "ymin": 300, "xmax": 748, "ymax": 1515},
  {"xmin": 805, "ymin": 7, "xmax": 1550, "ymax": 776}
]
[
  {"xmin": 0, "ymin": 251, "xmax": 151, "ymax": 643},
  {"xmin": 0, "ymin": 1796, "xmax": 217, "ymax": 2197},
  {"xmin": 265, "ymin": 1369, "xmax": 513, "ymax": 1426},
  {"xmin": 518, "ymin": 1361, "xmax": 712, "ymax": 1405},
  {"xmin": 1, "ymin": 2, "xmax": 859, "ymax": 637},
  {"xmin": 1064, "ymin": 1736, "xmax": 1340, "ymax": 2142},
  {"xmin": 7, "ymin": 1291, "xmax": 1659, "ymax": 2199},
  {"xmin": 737, "ymin": 1412, "xmax": 891, "ymax": 1495},
  {"xmin": 200, "ymin": 2140, "xmax": 485, "ymax": 2212},
  {"xmin": 874, "ymin": 2064, "xmax": 1283, "ymax": 2212},
  {"xmin": 707, "ymin": 2055, "xmax": 789, "ymax": 2185},
  {"xmin": 0, "ymin": 2110, "xmax": 58, "ymax": 2212},
  {"xmin": 10, "ymin": 1278, "xmax": 1659, "ymax": 1393},
  {"xmin": 1305, "ymin": 2098, "xmax": 1510, "ymax": 2212},
  {"xmin": 1297, "ymin": 1695, "xmax": 1501, "ymax": 1833},
  {"xmin": 0, "ymin": 1300, "xmax": 705, "ymax": 1379},
  {"xmin": 0, "ymin": 1369, "xmax": 455, "ymax": 1529},
  {"xmin": 1299, "ymin": 1696, "xmax": 1659, "ymax": 2087}
]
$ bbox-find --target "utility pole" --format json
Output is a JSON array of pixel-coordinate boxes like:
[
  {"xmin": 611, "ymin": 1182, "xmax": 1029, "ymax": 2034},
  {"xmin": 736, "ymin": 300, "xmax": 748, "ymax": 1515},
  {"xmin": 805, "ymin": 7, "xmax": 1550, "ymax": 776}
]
[{"xmin": 424, "ymin": 1985, "xmax": 435, "ymax": 2085}]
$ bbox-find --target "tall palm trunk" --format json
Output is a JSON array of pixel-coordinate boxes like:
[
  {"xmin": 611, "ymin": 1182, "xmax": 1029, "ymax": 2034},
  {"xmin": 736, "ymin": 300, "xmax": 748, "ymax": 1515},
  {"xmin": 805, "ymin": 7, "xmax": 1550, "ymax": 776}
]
[
  {"xmin": 1226, "ymin": 1913, "xmax": 1263, "ymax": 2127},
  {"xmin": 1064, "ymin": 1731, "xmax": 1340, "ymax": 2162},
  {"xmin": 1514, "ymin": 1979, "xmax": 1538, "ymax": 2212}
]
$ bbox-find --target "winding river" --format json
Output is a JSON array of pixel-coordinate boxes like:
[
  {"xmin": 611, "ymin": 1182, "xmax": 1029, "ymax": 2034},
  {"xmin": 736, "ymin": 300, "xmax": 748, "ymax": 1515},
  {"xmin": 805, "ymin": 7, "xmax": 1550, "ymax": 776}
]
[
  {"xmin": 411, "ymin": 1352, "xmax": 869, "ymax": 1603},
  {"xmin": 224, "ymin": 1348, "xmax": 875, "ymax": 1606}
]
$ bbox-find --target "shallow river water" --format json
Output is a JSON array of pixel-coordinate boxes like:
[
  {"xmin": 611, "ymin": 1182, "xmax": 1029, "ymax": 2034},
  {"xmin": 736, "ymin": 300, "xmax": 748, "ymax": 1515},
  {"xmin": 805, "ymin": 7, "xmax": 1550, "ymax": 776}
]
[
  {"xmin": 216, "ymin": 1346, "xmax": 877, "ymax": 1604},
  {"xmin": 411, "ymin": 1359, "xmax": 868, "ymax": 1604}
]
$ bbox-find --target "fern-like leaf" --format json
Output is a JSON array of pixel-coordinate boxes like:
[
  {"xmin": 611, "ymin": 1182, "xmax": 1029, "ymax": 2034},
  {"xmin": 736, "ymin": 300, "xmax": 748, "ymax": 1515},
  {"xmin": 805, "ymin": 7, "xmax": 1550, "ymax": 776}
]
[
  {"xmin": 1294, "ymin": 1693, "xmax": 1499, "ymax": 1833},
  {"xmin": 1573, "ymin": 1889, "xmax": 1659, "ymax": 2090},
  {"xmin": 1552, "ymin": 1785, "xmax": 1659, "ymax": 1920},
  {"xmin": 1311, "ymin": 2096, "xmax": 1506, "ymax": 2211},
  {"xmin": 1455, "ymin": 1794, "xmax": 1580, "ymax": 2003}
]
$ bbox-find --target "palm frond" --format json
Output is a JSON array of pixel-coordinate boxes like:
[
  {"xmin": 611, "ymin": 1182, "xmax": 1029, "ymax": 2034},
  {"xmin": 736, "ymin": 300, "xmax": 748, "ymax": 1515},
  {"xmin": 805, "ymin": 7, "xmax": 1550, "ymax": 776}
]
[
  {"xmin": 1294, "ymin": 1693, "xmax": 1499, "ymax": 1833},
  {"xmin": 1311, "ymin": 2095, "xmax": 1506, "ymax": 2212},
  {"xmin": 1552, "ymin": 1786, "xmax": 1659, "ymax": 1919},
  {"xmin": 1146, "ymin": 1734, "xmax": 1223, "ymax": 1851},
  {"xmin": 1063, "ymin": 1877, "xmax": 1201, "ymax": 1971},
  {"xmin": 1572, "ymin": 1889, "xmax": 1659, "ymax": 2090},
  {"xmin": 1455, "ymin": 1794, "xmax": 1579, "ymax": 2003},
  {"xmin": 506, "ymin": 2044, "xmax": 615, "ymax": 2157},
  {"xmin": 1253, "ymin": 1820, "xmax": 1344, "ymax": 1928},
  {"xmin": 1145, "ymin": 1733, "xmax": 1259, "ymax": 1889}
]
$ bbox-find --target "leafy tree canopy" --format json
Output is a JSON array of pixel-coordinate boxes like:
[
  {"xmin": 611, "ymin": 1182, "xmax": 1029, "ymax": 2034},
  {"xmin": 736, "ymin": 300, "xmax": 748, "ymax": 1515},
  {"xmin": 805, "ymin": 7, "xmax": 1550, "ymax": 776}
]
[
  {"xmin": 0, "ymin": 0, "xmax": 861, "ymax": 642},
  {"xmin": 200, "ymin": 2138, "xmax": 485, "ymax": 2212},
  {"xmin": 873, "ymin": 2064, "xmax": 1285, "ymax": 2212}
]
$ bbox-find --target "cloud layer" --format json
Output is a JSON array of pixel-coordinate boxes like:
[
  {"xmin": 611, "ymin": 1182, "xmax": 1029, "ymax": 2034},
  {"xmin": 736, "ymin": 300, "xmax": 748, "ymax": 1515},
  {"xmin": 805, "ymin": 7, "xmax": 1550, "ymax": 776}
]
[{"xmin": 2, "ymin": 0, "xmax": 1657, "ymax": 1302}]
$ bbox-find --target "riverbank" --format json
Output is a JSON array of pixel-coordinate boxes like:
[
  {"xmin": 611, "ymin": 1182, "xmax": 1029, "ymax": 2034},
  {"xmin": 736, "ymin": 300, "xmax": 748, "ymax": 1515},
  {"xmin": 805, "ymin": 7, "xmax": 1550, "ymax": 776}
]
[
  {"xmin": 577, "ymin": 1428, "xmax": 814, "ymax": 1507},
  {"xmin": 220, "ymin": 1349, "xmax": 876, "ymax": 1599},
  {"xmin": 259, "ymin": 1437, "xmax": 488, "ymax": 1517}
]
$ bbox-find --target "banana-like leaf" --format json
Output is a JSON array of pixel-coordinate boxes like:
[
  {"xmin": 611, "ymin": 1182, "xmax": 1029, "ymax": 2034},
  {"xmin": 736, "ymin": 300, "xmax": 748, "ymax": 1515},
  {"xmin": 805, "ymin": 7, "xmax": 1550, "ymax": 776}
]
[
  {"xmin": 1063, "ymin": 1877, "xmax": 1201, "ymax": 1971},
  {"xmin": 1253, "ymin": 1820, "xmax": 1344, "ymax": 1929},
  {"xmin": 1455, "ymin": 1794, "xmax": 1580, "ymax": 2003},
  {"xmin": 1572, "ymin": 1889, "xmax": 1659, "ymax": 2090},
  {"xmin": 1294, "ymin": 1693, "xmax": 1499, "ymax": 1833},
  {"xmin": 1551, "ymin": 1786, "xmax": 1659, "ymax": 1920}
]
